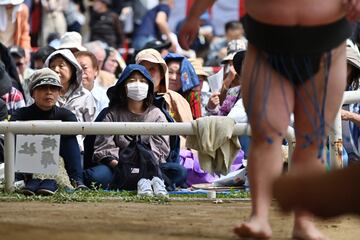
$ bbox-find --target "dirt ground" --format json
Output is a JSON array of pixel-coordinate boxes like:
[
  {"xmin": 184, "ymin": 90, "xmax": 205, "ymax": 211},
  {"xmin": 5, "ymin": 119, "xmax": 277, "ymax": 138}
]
[{"xmin": 0, "ymin": 200, "xmax": 359, "ymax": 240}]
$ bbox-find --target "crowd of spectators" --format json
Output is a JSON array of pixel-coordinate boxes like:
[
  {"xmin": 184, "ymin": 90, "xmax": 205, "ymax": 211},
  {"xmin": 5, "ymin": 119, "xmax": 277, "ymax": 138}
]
[{"xmin": 0, "ymin": 0, "xmax": 358, "ymax": 197}]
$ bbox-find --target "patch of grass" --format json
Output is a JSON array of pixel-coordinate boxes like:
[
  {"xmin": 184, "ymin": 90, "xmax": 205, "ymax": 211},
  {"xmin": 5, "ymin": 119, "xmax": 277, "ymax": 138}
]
[
  {"xmin": 0, "ymin": 188, "xmax": 171, "ymax": 204},
  {"xmin": 0, "ymin": 190, "xmax": 250, "ymax": 203},
  {"xmin": 0, "ymin": 186, "xmax": 250, "ymax": 204}
]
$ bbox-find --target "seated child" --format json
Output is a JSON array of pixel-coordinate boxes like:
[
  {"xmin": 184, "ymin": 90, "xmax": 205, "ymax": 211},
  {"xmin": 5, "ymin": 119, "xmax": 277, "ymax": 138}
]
[
  {"xmin": 84, "ymin": 64, "xmax": 170, "ymax": 196},
  {"xmin": 11, "ymin": 68, "xmax": 86, "ymax": 194}
]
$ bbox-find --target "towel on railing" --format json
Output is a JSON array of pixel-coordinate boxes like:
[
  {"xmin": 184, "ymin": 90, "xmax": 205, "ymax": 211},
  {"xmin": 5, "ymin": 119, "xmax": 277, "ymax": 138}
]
[{"xmin": 186, "ymin": 116, "xmax": 241, "ymax": 175}]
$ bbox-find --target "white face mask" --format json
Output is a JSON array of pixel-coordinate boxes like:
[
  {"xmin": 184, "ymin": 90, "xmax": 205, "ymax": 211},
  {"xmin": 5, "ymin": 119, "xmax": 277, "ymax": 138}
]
[{"xmin": 126, "ymin": 81, "xmax": 149, "ymax": 101}]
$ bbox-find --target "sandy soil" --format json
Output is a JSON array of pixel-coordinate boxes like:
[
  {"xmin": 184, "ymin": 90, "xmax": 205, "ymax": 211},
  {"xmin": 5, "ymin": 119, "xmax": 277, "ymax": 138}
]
[{"xmin": 0, "ymin": 200, "xmax": 359, "ymax": 240}]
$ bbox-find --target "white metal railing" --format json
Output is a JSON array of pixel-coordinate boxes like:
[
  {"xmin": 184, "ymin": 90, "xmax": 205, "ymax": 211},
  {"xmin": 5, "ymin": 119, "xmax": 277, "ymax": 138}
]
[
  {"xmin": 0, "ymin": 90, "xmax": 357, "ymax": 193},
  {"xmin": 0, "ymin": 121, "xmax": 296, "ymax": 193}
]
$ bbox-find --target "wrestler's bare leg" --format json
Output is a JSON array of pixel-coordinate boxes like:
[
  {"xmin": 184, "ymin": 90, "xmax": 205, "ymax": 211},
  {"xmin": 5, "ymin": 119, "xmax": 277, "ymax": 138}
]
[
  {"xmin": 234, "ymin": 42, "xmax": 346, "ymax": 239},
  {"xmin": 233, "ymin": 44, "xmax": 294, "ymax": 239},
  {"xmin": 287, "ymin": 43, "xmax": 347, "ymax": 240}
]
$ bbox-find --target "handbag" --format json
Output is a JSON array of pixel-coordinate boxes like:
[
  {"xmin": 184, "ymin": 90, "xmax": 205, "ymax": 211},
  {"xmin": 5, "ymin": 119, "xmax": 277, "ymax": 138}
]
[{"xmin": 110, "ymin": 135, "xmax": 162, "ymax": 190}]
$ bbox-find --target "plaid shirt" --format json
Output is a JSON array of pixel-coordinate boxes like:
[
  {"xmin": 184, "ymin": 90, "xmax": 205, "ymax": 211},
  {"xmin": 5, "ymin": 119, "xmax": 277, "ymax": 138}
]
[{"xmin": 1, "ymin": 87, "xmax": 25, "ymax": 118}]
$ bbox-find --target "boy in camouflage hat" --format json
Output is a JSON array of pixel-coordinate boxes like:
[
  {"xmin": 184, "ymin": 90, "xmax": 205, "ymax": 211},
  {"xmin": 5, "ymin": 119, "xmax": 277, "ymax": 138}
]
[{"xmin": 11, "ymin": 68, "xmax": 87, "ymax": 195}]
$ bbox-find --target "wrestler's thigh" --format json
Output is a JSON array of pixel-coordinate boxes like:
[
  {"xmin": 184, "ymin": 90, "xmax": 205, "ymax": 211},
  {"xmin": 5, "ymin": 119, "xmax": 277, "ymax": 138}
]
[
  {"xmin": 241, "ymin": 44, "xmax": 295, "ymax": 138},
  {"xmin": 293, "ymin": 43, "xmax": 347, "ymax": 143}
]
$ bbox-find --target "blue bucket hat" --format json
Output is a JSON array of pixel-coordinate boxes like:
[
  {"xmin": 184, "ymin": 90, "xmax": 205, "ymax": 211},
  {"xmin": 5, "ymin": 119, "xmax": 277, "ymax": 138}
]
[{"xmin": 164, "ymin": 53, "xmax": 200, "ymax": 93}]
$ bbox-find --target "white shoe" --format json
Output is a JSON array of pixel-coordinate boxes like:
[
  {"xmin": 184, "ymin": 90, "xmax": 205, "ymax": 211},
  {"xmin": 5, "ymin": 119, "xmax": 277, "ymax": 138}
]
[
  {"xmin": 137, "ymin": 178, "xmax": 153, "ymax": 196},
  {"xmin": 151, "ymin": 177, "xmax": 168, "ymax": 197}
]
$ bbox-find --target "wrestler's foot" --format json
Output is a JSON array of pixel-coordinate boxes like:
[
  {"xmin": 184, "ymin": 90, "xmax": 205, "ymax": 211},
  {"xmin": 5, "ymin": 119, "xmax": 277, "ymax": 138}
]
[
  {"xmin": 292, "ymin": 218, "xmax": 328, "ymax": 240},
  {"xmin": 233, "ymin": 216, "xmax": 272, "ymax": 239}
]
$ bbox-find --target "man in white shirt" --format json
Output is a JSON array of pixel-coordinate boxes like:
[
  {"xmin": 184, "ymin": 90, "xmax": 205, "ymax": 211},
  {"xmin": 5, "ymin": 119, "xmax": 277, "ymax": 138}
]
[{"xmin": 75, "ymin": 51, "xmax": 109, "ymax": 118}]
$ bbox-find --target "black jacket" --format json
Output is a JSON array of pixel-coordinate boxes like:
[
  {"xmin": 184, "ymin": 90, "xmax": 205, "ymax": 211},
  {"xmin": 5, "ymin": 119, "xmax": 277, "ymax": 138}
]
[
  {"xmin": 89, "ymin": 9, "xmax": 124, "ymax": 48},
  {"xmin": 0, "ymin": 42, "xmax": 23, "ymax": 96}
]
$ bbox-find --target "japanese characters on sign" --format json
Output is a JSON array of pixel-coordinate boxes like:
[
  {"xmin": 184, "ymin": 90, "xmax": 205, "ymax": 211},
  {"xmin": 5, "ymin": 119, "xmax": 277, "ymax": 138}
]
[{"xmin": 15, "ymin": 135, "xmax": 60, "ymax": 175}]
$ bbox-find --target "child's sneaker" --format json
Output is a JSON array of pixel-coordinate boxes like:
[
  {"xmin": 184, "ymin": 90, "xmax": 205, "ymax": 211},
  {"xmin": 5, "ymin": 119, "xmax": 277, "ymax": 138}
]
[
  {"xmin": 21, "ymin": 178, "xmax": 42, "ymax": 196},
  {"xmin": 36, "ymin": 179, "xmax": 58, "ymax": 196},
  {"xmin": 71, "ymin": 179, "xmax": 89, "ymax": 191},
  {"xmin": 151, "ymin": 177, "xmax": 168, "ymax": 197},
  {"xmin": 137, "ymin": 178, "xmax": 153, "ymax": 196}
]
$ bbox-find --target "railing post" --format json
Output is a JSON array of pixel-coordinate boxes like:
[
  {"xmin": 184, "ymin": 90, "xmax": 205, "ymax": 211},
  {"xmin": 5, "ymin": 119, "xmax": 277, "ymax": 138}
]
[
  {"xmin": 286, "ymin": 127, "xmax": 296, "ymax": 168},
  {"xmin": 4, "ymin": 132, "xmax": 15, "ymax": 193},
  {"xmin": 287, "ymin": 140, "xmax": 295, "ymax": 168},
  {"xmin": 329, "ymin": 110, "xmax": 343, "ymax": 169}
]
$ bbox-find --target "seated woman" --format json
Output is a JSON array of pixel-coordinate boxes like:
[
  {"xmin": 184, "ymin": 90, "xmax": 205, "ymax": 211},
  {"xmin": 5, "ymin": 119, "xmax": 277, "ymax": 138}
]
[
  {"xmin": 135, "ymin": 48, "xmax": 189, "ymax": 188},
  {"xmin": 74, "ymin": 51, "xmax": 109, "ymax": 118},
  {"xmin": 341, "ymin": 40, "xmax": 360, "ymax": 165},
  {"xmin": 11, "ymin": 68, "xmax": 86, "ymax": 191},
  {"xmin": 83, "ymin": 64, "xmax": 171, "ymax": 196},
  {"xmin": 164, "ymin": 53, "xmax": 202, "ymax": 119},
  {"xmin": 44, "ymin": 49, "xmax": 96, "ymax": 123},
  {"xmin": 205, "ymin": 40, "xmax": 247, "ymax": 117},
  {"xmin": 135, "ymin": 48, "xmax": 193, "ymax": 122},
  {"xmin": 44, "ymin": 49, "xmax": 96, "ymax": 150}
]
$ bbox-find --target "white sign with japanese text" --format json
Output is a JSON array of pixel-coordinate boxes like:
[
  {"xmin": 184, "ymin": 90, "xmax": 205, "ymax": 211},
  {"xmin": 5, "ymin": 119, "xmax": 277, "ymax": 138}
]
[{"xmin": 15, "ymin": 134, "xmax": 60, "ymax": 175}]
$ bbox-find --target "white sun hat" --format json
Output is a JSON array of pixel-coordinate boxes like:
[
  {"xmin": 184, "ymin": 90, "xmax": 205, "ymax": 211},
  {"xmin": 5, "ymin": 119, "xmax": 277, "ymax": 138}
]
[
  {"xmin": 347, "ymin": 39, "xmax": 360, "ymax": 70},
  {"xmin": 0, "ymin": 0, "xmax": 24, "ymax": 5},
  {"xmin": 57, "ymin": 32, "xmax": 86, "ymax": 51}
]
